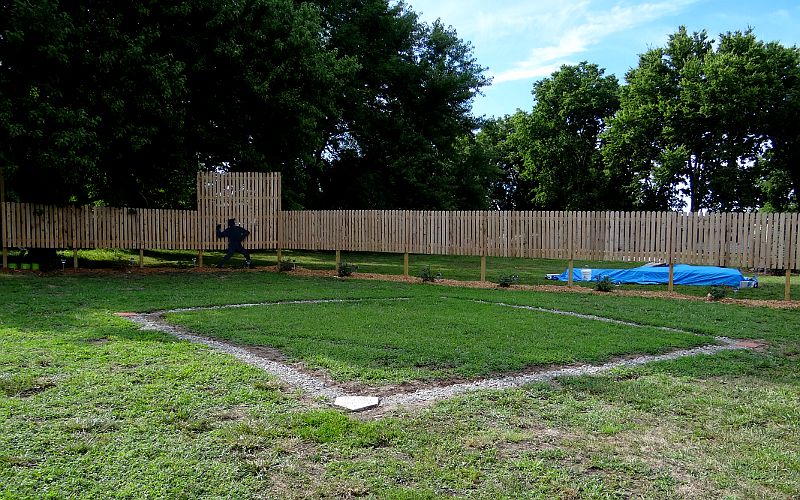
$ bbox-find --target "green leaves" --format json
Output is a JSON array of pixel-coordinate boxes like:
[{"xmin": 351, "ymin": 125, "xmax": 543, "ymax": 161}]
[
  {"xmin": 483, "ymin": 63, "xmax": 622, "ymax": 210},
  {"xmin": 315, "ymin": 0, "xmax": 489, "ymax": 209},
  {"xmin": 602, "ymin": 27, "xmax": 800, "ymax": 211},
  {"xmin": 0, "ymin": 0, "xmax": 489, "ymax": 210}
]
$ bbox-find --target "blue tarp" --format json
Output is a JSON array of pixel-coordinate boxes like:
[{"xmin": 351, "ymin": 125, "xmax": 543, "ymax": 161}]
[{"xmin": 554, "ymin": 264, "xmax": 754, "ymax": 288}]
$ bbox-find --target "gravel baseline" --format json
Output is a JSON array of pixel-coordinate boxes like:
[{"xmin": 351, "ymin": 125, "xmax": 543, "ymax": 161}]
[{"xmin": 119, "ymin": 298, "xmax": 755, "ymax": 410}]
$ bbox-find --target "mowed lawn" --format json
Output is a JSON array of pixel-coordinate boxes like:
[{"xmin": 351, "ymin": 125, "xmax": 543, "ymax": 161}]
[
  {"xmin": 167, "ymin": 298, "xmax": 715, "ymax": 383},
  {"xmin": 1, "ymin": 270, "xmax": 799, "ymax": 498}
]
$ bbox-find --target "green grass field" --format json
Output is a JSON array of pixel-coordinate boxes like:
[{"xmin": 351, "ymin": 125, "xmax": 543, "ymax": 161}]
[
  {"xmin": 166, "ymin": 298, "xmax": 715, "ymax": 384},
  {"xmin": 2, "ymin": 270, "xmax": 799, "ymax": 498}
]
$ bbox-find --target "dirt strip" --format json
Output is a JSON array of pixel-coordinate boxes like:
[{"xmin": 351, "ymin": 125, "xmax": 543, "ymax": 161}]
[
  {"xmin": 117, "ymin": 299, "xmax": 760, "ymax": 410},
  {"xmin": 284, "ymin": 266, "xmax": 800, "ymax": 309}
]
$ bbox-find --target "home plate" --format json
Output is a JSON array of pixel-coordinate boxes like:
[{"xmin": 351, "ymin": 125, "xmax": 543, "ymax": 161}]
[{"xmin": 334, "ymin": 396, "xmax": 380, "ymax": 412}]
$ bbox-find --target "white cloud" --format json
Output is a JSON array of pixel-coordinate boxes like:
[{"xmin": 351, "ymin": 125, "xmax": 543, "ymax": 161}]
[
  {"xmin": 490, "ymin": 62, "xmax": 566, "ymax": 83},
  {"xmin": 407, "ymin": 0, "xmax": 697, "ymax": 84},
  {"xmin": 409, "ymin": 1, "xmax": 589, "ymax": 44},
  {"xmin": 492, "ymin": 1, "xmax": 697, "ymax": 83},
  {"xmin": 408, "ymin": 0, "xmax": 800, "ymax": 117}
]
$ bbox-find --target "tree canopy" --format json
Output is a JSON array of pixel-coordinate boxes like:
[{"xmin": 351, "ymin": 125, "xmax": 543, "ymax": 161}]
[
  {"xmin": 1, "ymin": 0, "xmax": 355, "ymax": 207},
  {"xmin": 477, "ymin": 63, "xmax": 625, "ymax": 211},
  {"xmin": 523, "ymin": 62, "xmax": 621, "ymax": 210},
  {"xmin": 602, "ymin": 27, "xmax": 800, "ymax": 212},
  {"xmin": 0, "ymin": 0, "xmax": 489, "ymax": 209},
  {"xmin": 2, "ymin": 10, "xmax": 798, "ymax": 213},
  {"xmin": 313, "ymin": 0, "xmax": 490, "ymax": 209},
  {"xmin": 479, "ymin": 28, "xmax": 799, "ymax": 212}
]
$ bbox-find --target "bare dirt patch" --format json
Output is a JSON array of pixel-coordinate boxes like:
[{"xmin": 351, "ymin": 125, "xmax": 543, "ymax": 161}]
[
  {"xmin": 17, "ymin": 379, "xmax": 56, "ymax": 398},
  {"xmin": 238, "ymin": 344, "xmax": 290, "ymax": 364},
  {"xmin": 212, "ymin": 406, "xmax": 249, "ymax": 422}
]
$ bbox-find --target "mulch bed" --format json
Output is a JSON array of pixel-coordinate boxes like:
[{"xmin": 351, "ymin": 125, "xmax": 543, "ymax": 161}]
[
  {"xmin": 284, "ymin": 266, "xmax": 800, "ymax": 310},
  {"xmin": 11, "ymin": 264, "xmax": 798, "ymax": 309}
]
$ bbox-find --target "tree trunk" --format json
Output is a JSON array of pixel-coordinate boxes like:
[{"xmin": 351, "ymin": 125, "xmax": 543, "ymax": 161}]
[{"xmin": 688, "ymin": 158, "xmax": 698, "ymax": 213}]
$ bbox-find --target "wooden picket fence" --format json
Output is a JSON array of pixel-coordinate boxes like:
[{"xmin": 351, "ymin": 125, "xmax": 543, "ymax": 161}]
[
  {"xmin": 1, "ymin": 172, "xmax": 798, "ymax": 271},
  {"xmin": 0, "ymin": 172, "xmax": 282, "ymax": 252},
  {"xmin": 0, "ymin": 204, "xmax": 201, "ymax": 250},
  {"xmin": 281, "ymin": 210, "xmax": 799, "ymax": 271},
  {"xmin": 196, "ymin": 171, "xmax": 281, "ymax": 250}
]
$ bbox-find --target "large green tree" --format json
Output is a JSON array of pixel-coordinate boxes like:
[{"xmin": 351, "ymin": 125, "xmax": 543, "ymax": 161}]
[
  {"xmin": 1, "ymin": 0, "xmax": 490, "ymax": 210},
  {"xmin": 313, "ymin": 0, "xmax": 490, "ymax": 209},
  {"xmin": 0, "ymin": 0, "xmax": 349, "ymax": 207},
  {"xmin": 474, "ymin": 112, "xmax": 532, "ymax": 210},
  {"xmin": 520, "ymin": 62, "xmax": 623, "ymax": 210},
  {"xmin": 603, "ymin": 27, "xmax": 800, "ymax": 211},
  {"xmin": 751, "ymin": 38, "xmax": 800, "ymax": 211}
]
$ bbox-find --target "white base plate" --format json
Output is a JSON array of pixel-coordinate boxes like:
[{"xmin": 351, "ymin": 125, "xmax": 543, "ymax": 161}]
[{"xmin": 334, "ymin": 396, "xmax": 380, "ymax": 412}]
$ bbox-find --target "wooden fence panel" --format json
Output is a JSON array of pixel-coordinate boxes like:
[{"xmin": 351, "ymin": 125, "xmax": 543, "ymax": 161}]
[
  {"xmin": 2, "ymin": 188, "xmax": 797, "ymax": 271},
  {"xmin": 196, "ymin": 171, "xmax": 280, "ymax": 250}
]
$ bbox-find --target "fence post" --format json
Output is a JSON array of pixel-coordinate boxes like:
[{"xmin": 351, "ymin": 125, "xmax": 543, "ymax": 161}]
[
  {"xmin": 73, "ymin": 249, "xmax": 78, "ymax": 269},
  {"xmin": 786, "ymin": 269, "xmax": 792, "ymax": 301},
  {"xmin": 197, "ymin": 250, "xmax": 204, "ymax": 268},
  {"xmin": 668, "ymin": 212, "xmax": 675, "ymax": 294},
  {"xmin": 0, "ymin": 174, "xmax": 5, "ymax": 269},
  {"xmin": 139, "ymin": 248, "xmax": 144, "ymax": 268},
  {"xmin": 276, "ymin": 210, "xmax": 283, "ymax": 264},
  {"xmin": 403, "ymin": 210, "xmax": 410, "ymax": 277},
  {"xmin": 567, "ymin": 211, "xmax": 574, "ymax": 286},
  {"xmin": 668, "ymin": 260, "xmax": 675, "ymax": 293},
  {"xmin": 786, "ymin": 217, "xmax": 794, "ymax": 301},
  {"xmin": 335, "ymin": 249, "xmax": 341, "ymax": 270},
  {"xmin": 480, "ymin": 211, "xmax": 487, "ymax": 282}
]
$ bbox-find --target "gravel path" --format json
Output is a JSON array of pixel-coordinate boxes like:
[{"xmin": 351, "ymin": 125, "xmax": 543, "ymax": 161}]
[
  {"xmin": 468, "ymin": 298, "xmax": 688, "ymax": 333},
  {"xmin": 383, "ymin": 338, "xmax": 742, "ymax": 406},
  {"xmin": 119, "ymin": 298, "xmax": 751, "ymax": 410},
  {"xmin": 126, "ymin": 312, "xmax": 347, "ymax": 400}
]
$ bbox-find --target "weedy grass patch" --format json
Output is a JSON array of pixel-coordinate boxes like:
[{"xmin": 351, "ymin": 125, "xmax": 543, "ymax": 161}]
[{"xmin": 1, "ymin": 271, "xmax": 799, "ymax": 498}]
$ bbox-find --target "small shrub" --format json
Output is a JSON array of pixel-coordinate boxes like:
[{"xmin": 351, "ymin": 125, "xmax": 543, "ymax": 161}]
[
  {"xmin": 707, "ymin": 286, "xmax": 728, "ymax": 301},
  {"xmin": 498, "ymin": 274, "xmax": 519, "ymax": 288},
  {"xmin": 277, "ymin": 259, "xmax": 296, "ymax": 272},
  {"xmin": 594, "ymin": 275, "xmax": 615, "ymax": 292},
  {"xmin": 419, "ymin": 266, "xmax": 442, "ymax": 282},
  {"xmin": 337, "ymin": 262, "xmax": 357, "ymax": 277},
  {"xmin": 111, "ymin": 249, "xmax": 129, "ymax": 269}
]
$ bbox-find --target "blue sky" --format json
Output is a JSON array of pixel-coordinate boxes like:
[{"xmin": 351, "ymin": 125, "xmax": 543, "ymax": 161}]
[{"xmin": 405, "ymin": 0, "xmax": 800, "ymax": 119}]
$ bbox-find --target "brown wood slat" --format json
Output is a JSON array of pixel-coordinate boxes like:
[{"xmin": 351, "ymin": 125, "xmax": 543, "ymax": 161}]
[{"xmin": 2, "ymin": 173, "xmax": 796, "ymax": 272}]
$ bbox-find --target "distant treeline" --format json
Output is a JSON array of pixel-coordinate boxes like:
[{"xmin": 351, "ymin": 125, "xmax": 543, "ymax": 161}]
[
  {"xmin": 1, "ymin": 2, "xmax": 798, "ymax": 212},
  {"xmin": 481, "ymin": 28, "xmax": 800, "ymax": 213}
]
